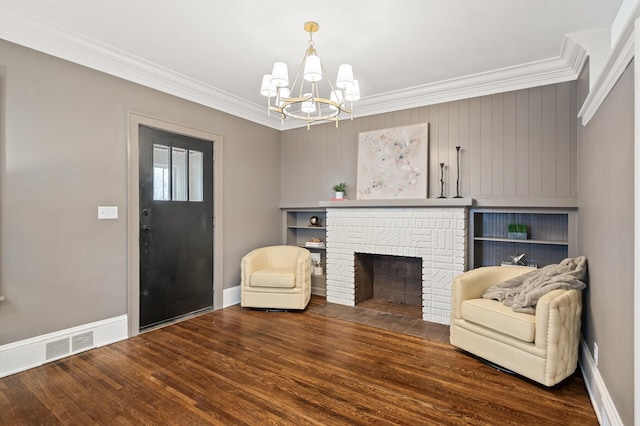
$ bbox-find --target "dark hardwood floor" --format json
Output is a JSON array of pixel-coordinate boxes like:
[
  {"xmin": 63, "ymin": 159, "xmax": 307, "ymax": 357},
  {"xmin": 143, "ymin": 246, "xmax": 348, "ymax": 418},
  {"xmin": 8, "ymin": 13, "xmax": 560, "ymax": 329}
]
[{"xmin": 0, "ymin": 296, "xmax": 597, "ymax": 425}]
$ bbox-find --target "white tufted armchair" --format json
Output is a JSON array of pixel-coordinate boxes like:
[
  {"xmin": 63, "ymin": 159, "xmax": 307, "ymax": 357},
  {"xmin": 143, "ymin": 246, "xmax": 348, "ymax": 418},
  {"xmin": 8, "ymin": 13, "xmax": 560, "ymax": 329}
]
[{"xmin": 450, "ymin": 266, "xmax": 583, "ymax": 387}]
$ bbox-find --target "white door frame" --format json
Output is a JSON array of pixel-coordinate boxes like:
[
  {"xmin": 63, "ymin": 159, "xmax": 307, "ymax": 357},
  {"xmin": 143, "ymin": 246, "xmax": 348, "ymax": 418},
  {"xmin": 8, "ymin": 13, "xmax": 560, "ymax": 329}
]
[{"xmin": 127, "ymin": 112, "xmax": 224, "ymax": 337}]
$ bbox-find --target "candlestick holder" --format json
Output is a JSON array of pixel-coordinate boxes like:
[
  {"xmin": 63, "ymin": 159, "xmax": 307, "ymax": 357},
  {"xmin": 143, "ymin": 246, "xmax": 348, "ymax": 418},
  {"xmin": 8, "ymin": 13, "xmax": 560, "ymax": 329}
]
[
  {"xmin": 438, "ymin": 162, "xmax": 445, "ymax": 198},
  {"xmin": 454, "ymin": 146, "xmax": 462, "ymax": 198}
]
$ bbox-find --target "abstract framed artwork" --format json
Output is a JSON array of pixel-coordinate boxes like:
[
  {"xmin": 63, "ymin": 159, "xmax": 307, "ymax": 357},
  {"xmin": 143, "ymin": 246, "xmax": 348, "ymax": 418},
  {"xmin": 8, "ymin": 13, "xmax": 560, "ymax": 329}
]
[{"xmin": 356, "ymin": 123, "xmax": 429, "ymax": 200}]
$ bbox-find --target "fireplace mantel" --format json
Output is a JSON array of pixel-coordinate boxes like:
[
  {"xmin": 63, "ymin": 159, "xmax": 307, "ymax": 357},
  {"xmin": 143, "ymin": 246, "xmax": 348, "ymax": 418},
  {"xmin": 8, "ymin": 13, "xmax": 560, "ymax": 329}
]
[
  {"xmin": 285, "ymin": 197, "xmax": 576, "ymax": 209},
  {"xmin": 319, "ymin": 198, "xmax": 472, "ymax": 208}
]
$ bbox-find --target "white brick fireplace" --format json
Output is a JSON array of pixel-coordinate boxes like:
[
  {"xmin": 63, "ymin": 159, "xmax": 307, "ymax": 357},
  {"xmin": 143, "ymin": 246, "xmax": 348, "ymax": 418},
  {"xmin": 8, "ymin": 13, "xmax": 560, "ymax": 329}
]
[{"xmin": 325, "ymin": 207, "xmax": 467, "ymax": 324}]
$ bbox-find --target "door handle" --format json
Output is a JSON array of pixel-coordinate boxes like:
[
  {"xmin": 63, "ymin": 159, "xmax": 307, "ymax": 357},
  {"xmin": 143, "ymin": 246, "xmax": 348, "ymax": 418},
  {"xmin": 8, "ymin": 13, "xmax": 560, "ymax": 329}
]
[{"xmin": 142, "ymin": 225, "xmax": 151, "ymax": 231}]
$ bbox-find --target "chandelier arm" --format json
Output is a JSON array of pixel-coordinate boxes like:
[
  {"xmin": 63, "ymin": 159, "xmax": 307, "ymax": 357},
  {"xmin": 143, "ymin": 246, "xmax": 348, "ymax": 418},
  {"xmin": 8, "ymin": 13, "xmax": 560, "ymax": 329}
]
[
  {"xmin": 289, "ymin": 51, "xmax": 309, "ymax": 98},
  {"xmin": 283, "ymin": 110, "xmax": 339, "ymax": 122},
  {"xmin": 319, "ymin": 60, "xmax": 348, "ymax": 114},
  {"xmin": 281, "ymin": 97, "xmax": 342, "ymax": 119},
  {"xmin": 319, "ymin": 61, "xmax": 338, "ymax": 93},
  {"xmin": 315, "ymin": 86, "xmax": 322, "ymax": 118}
]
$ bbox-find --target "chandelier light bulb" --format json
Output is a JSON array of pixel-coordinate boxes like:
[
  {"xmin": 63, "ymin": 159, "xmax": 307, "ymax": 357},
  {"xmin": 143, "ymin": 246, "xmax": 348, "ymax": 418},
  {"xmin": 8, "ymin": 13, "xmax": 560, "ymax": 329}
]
[
  {"xmin": 345, "ymin": 79, "xmax": 360, "ymax": 102},
  {"xmin": 278, "ymin": 87, "xmax": 290, "ymax": 107},
  {"xmin": 260, "ymin": 74, "xmax": 277, "ymax": 98},
  {"xmin": 270, "ymin": 62, "xmax": 289, "ymax": 88},
  {"xmin": 301, "ymin": 93, "xmax": 316, "ymax": 113},
  {"xmin": 336, "ymin": 64, "xmax": 354, "ymax": 89},
  {"xmin": 303, "ymin": 55, "xmax": 323, "ymax": 82}
]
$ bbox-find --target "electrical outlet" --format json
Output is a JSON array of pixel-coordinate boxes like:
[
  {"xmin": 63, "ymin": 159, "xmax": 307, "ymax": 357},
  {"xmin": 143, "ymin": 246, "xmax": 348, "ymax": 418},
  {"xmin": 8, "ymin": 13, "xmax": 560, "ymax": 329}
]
[{"xmin": 594, "ymin": 342, "xmax": 599, "ymax": 366}]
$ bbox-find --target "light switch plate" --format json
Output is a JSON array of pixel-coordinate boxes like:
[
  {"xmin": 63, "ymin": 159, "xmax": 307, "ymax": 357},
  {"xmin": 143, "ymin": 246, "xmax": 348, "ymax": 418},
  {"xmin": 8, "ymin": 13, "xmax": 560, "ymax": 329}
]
[{"xmin": 98, "ymin": 206, "xmax": 118, "ymax": 219}]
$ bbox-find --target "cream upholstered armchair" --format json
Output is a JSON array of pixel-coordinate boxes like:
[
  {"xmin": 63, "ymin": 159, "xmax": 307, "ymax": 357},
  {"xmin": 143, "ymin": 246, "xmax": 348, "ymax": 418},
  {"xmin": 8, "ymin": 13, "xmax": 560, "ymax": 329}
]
[
  {"xmin": 450, "ymin": 266, "xmax": 583, "ymax": 387},
  {"xmin": 241, "ymin": 245, "xmax": 311, "ymax": 310}
]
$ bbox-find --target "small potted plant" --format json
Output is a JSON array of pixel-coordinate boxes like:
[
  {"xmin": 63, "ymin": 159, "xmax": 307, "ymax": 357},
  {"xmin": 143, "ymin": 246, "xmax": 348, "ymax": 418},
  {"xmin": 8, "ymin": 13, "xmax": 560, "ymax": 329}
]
[
  {"xmin": 332, "ymin": 182, "xmax": 346, "ymax": 199},
  {"xmin": 508, "ymin": 224, "xmax": 528, "ymax": 240}
]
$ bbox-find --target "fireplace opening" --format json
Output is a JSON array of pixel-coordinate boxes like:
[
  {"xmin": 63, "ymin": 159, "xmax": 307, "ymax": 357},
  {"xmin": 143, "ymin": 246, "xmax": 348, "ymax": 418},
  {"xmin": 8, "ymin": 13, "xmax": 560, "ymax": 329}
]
[{"xmin": 354, "ymin": 253, "xmax": 422, "ymax": 319}]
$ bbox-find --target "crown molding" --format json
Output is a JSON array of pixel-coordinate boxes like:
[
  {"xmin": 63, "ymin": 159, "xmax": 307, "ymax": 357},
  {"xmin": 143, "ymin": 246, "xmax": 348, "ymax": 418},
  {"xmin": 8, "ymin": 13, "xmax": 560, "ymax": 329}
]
[
  {"xmin": 0, "ymin": 3, "xmax": 586, "ymax": 131},
  {"xmin": 0, "ymin": 3, "xmax": 277, "ymax": 129},
  {"xmin": 352, "ymin": 39, "xmax": 585, "ymax": 121}
]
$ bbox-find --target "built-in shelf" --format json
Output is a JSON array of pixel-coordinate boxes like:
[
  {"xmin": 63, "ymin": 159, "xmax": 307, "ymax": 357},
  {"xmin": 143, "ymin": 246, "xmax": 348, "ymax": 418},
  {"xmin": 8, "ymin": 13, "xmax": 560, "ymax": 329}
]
[
  {"xmin": 281, "ymin": 202, "xmax": 577, "ymax": 272},
  {"xmin": 282, "ymin": 208, "xmax": 327, "ymax": 296},
  {"xmin": 474, "ymin": 237, "xmax": 568, "ymax": 246},
  {"xmin": 289, "ymin": 242, "xmax": 326, "ymax": 250},
  {"xmin": 278, "ymin": 202, "xmax": 323, "ymax": 209},
  {"xmin": 287, "ymin": 225, "xmax": 326, "ymax": 230},
  {"xmin": 469, "ymin": 208, "xmax": 577, "ymax": 268},
  {"xmin": 472, "ymin": 198, "xmax": 578, "ymax": 209}
]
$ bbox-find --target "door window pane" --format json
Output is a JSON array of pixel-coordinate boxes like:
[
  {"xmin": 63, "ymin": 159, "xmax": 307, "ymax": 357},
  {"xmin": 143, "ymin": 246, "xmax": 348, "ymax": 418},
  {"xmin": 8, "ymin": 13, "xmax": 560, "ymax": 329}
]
[
  {"xmin": 172, "ymin": 147, "xmax": 187, "ymax": 201},
  {"xmin": 153, "ymin": 144, "xmax": 170, "ymax": 201},
  {"xmin": 153, "ymin": 144, "xmax": 204, "ymax": 203},
  {"xmin": 189, "ymin": 150, "xmax": 203, "ymax": 202}
]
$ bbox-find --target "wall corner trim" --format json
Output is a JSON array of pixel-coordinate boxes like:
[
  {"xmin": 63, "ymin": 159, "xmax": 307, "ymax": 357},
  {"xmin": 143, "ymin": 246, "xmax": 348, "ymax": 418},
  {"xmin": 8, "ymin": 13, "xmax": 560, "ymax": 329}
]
[
  {"xmin": 579, "ymin": 6, "xmax": 640, "ymax": 125},
  {"xmin": 0, "ymin": 314, "xmax": 128, "ymax": 378},
  {"xmin": 634, "ymin": 16, "xmax": 640, "ymax": 426},
  {"xmin": 578, "ymin": 32, "xmax": 635, "ymax": 125}
]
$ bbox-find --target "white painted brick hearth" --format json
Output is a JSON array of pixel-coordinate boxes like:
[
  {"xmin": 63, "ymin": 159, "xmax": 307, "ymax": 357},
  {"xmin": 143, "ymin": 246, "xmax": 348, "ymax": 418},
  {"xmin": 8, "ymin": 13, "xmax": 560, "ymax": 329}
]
[{"xmin": 325, "ymin": 207, "xmax": 467, "ymax": 324}]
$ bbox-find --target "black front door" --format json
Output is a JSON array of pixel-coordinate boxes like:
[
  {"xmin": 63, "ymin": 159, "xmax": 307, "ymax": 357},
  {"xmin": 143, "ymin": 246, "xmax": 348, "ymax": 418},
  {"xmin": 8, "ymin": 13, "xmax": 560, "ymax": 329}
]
[{"xmin": 138, "ymin": 125, "xmax": 214, "ymax": 330}]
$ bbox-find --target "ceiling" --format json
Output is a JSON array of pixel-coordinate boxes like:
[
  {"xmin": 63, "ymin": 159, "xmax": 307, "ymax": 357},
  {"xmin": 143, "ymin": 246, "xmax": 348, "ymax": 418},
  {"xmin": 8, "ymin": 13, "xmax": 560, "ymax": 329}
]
[{"xmin": 0, "ymin": 0, "xmax": 624, "ymax": 129}]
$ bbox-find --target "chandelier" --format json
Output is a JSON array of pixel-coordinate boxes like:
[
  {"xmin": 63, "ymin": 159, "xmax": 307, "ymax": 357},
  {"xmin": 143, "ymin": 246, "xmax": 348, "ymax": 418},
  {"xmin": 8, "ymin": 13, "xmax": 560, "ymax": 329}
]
[{"xmin": 259, "ymin": 21, "xmax": 360, "ymax": 129}]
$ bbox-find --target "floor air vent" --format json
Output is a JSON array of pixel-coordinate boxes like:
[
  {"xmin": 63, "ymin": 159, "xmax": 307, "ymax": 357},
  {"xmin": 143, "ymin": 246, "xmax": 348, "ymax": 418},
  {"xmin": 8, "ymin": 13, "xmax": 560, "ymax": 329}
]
[
  {"xmin": 72, "ymin": 331, "xmax": 94, "ymax": 352},
  {"xmin": 45, "ymin": 338, "xmax": 70, "ymax": 361}
]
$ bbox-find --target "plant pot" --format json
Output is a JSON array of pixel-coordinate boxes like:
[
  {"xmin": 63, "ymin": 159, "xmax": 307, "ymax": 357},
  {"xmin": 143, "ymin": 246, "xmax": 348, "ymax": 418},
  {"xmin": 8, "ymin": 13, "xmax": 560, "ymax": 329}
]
[
  {"xmin": 313, "ymin": 266, "xmax": 323, "ymax": 276},
  {"xmin": 508, "ymin": 232, "xmax": 528, "ymax": 240},
  {"xmin": 335, "ymin": 191, "xmax": 344, "ymax": 199}
]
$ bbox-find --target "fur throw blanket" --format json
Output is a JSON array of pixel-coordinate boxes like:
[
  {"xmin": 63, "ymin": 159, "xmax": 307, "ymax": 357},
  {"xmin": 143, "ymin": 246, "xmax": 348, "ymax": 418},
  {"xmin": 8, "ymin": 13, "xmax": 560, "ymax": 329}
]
[{"xmin": 482, "ymin": 256, "xmax": 587, "ymax": 314}]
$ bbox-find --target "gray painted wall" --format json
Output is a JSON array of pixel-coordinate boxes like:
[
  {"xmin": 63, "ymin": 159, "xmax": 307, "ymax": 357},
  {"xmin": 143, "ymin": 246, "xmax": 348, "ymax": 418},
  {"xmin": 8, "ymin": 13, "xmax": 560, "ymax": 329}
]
[
  {"xmin": 0, "ymin": 40, "xmax": 282, "ymax": 344},
  {"xmin": 577, "ymin": 61, "xmax": 634, "ymax": 425},
  {"xmin": 281, "ymin": 82, "xmax": 577, "ymax": 204}
]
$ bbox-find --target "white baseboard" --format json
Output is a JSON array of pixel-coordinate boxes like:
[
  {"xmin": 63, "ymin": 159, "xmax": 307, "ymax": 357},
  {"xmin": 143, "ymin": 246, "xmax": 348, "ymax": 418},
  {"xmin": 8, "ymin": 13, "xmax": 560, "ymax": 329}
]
[
  {"xmin": 0, "ymin": 314, "xmax": 128, "ymax": 378},
  {"xmin": 580, "ymin": 339, "xmax": 623, "ymax": 426},
  {"xmin": 311, "ymin": 286, "xmax": 326, "ymax": 297},
  {"xmin": 223, "ymin": 285, "xmax": 241, "ymax": 307}
]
